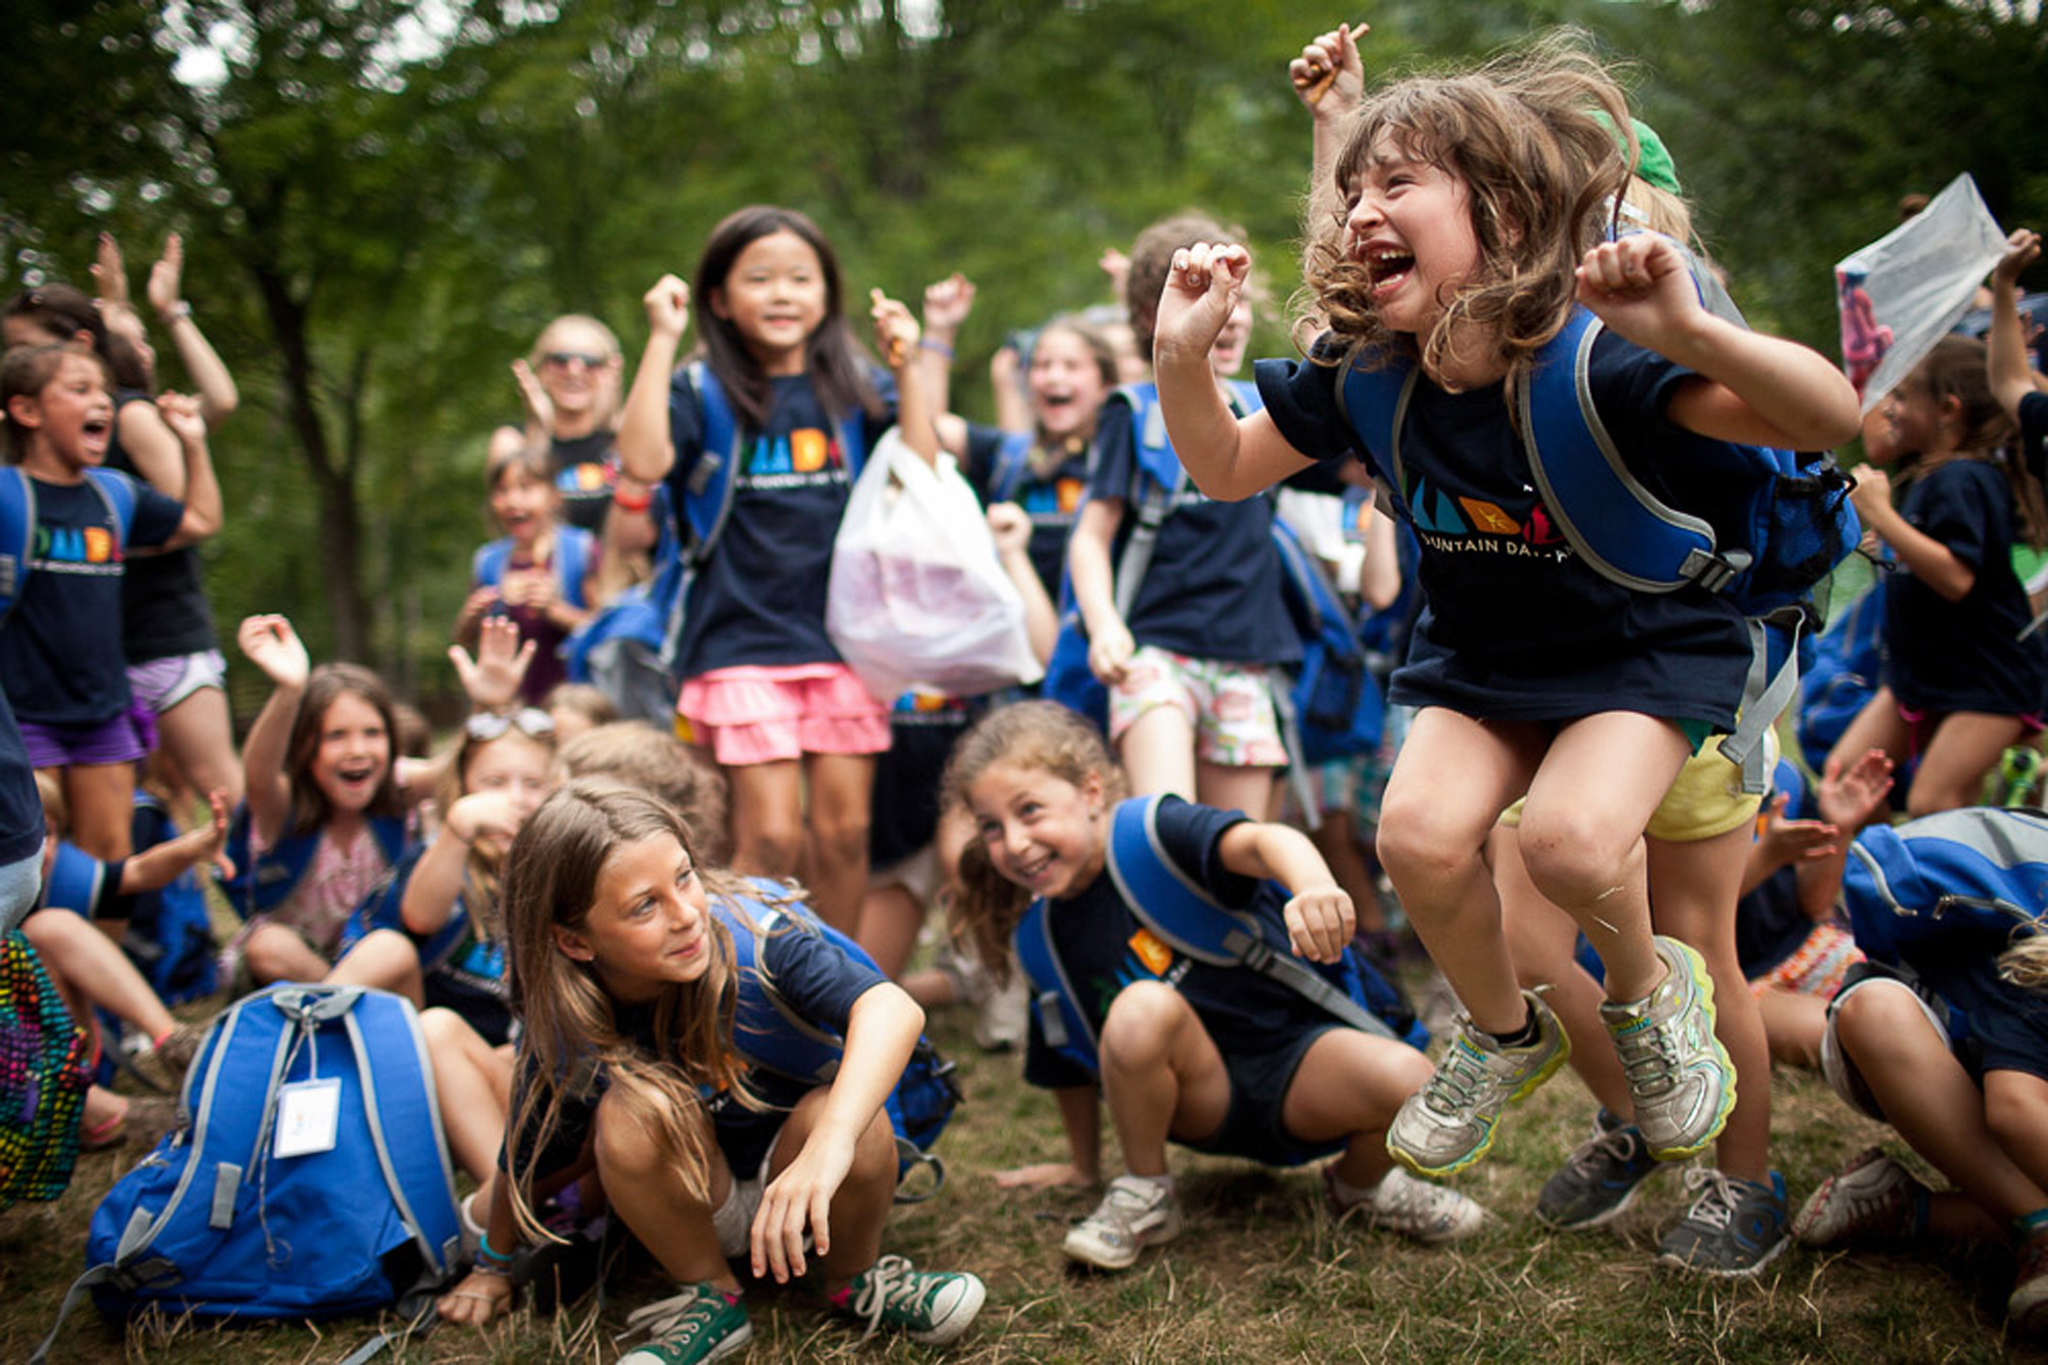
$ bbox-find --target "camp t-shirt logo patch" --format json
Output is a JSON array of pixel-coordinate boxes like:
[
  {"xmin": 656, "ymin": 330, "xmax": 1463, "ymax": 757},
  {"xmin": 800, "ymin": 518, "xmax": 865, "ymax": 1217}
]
[
  {"xmin": 740, "ymin": 427, "xmax": 847, "ymax": 490},
  {"xmin": 1405, "ymin": 469, "xmax": 1571, "ymax": 562},
  {"xmin": 32, "ymin": 522, "xmax": 121, "ymax": 575},
  {"xmin": 1020, "ymin": 477, "xmax": 1086, "ymax": 522}
]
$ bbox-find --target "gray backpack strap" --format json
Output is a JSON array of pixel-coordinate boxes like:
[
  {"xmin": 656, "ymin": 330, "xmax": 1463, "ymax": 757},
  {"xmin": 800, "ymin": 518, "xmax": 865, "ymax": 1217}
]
[{"xmin": 1720, "ymin": 613, "xmax": 1806, "ymax": 794}]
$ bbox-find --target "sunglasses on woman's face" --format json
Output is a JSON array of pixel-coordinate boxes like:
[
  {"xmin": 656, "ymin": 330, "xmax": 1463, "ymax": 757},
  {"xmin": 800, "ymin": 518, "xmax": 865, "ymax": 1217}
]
[
  {"xmin": 540, "ymin": 351, "xmax": 608, "ymax": 371},
  {"xmin": 464, "ymin": 707, "xmax": 556, "ymax": 742}
]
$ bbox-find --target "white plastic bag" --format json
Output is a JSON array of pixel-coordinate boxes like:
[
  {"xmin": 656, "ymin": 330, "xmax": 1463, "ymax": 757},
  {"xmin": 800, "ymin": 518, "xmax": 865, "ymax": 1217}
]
[{"xmin": 826, "ymin": 427, "xmax": 1044, "ymax": 701}]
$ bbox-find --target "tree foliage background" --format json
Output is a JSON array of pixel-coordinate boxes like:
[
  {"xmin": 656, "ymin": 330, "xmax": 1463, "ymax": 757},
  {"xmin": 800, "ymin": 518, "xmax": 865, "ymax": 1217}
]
[{"xmin": 4, "ymin": 0, "xmax": 2045, "ymax": 716}]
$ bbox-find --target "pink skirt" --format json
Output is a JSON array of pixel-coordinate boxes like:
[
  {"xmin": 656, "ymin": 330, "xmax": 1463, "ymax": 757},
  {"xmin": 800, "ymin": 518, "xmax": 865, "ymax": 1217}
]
[{"xmin": 678, "ymin": 663, "xmax": 891, "ymax": 767}]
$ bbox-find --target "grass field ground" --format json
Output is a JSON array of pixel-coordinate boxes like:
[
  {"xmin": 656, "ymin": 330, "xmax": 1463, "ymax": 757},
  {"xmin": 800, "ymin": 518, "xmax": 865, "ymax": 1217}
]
[{"xmin": 6, "ymin": 964, "xmax": 2048, "ymax": 1363}]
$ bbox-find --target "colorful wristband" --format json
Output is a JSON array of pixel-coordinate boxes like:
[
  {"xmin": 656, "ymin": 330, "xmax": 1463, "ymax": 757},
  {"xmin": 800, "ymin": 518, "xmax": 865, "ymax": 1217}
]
[
  {"xmin": 613, "ymin": 483, "xmax": 653, "ymax": 512},
  {"xmin": 918, "ymin": 337, "xmax": 955, "ymax": 359},
  {"xmin": 477, "ymin": 1230, "xmax": 514, "ymax": 1264}
]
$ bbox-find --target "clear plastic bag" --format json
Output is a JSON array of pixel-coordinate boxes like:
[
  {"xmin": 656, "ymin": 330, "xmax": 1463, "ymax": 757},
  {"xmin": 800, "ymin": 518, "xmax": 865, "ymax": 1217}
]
[{"xmin": 826, "ymin": 428, "xmax": 1044, "ymax": 701}]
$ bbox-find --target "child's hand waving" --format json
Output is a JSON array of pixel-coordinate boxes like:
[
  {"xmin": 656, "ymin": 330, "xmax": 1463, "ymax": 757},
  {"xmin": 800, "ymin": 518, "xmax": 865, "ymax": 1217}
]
[
  {"xmin": 510, "ymin": 357, "xmax": 555, "ymax": 431},
  {"xmin": 1156, "ymin": 242, "xmax": 1251, "ymax": 370},
  {"xmin": 1282, "ymin": 885, "xmax": 1355, "ymax": 964},
  {"xmin": 922, "ymin": 274, "xmax": 977, "ymax": 336},
  {"xmin": 642, "ymin": 274, "xmax": 691, "ymax": 340},
  {"xmin": 146, "ymin": 233, "xmax": 186, "ymax": 319},
  {"xmin": 1290, "ymin": 21, "xmax": 1368, "ymax": 117},
  {"xmin": 1574, "ymin": 234, "xmax": 1706, "ymax": 353},
  {"xmin": 1994, "ymin": 228, "xmax": 2041, "ymax": 291},
  {"xmin": 870, "ymin": 289, "xmax": 919, "ymax": 370},
  {"xmin": 237, "ymin": 614, "xmax": 310, "ymax": 691},
  {"xmin": 448, "ymin": 616, "xmax": 536, "ymax": 713}
]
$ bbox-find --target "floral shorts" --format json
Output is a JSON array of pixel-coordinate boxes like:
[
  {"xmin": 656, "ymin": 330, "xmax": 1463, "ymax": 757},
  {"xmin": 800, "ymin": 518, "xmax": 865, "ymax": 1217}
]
[{"xmin": 1108, "ymin": 646, "xmax": 1288, "ymax": 769}]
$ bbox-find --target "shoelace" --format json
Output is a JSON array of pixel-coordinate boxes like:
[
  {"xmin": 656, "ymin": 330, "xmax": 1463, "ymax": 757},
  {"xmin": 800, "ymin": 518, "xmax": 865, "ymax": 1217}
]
[
  {"xmin": 620, "ymin": 1285, "xmax": 725, "ymax": 1344},
  {"xmin": 850, "ymin": 1254, "xmax": 927, "ymax": 1341},
  {"xmin": 1611, "ymin": 1008, "xmax": 1681, "ymax": 1096},
  {"xmin": 1566, "ymin": 1123, "xmax": 1642, "ymax": 1177},
  {"xmin": 1419, "ymin": 1030, "xmax": 1491, "ymax": 1116},
  {"xmin": 1679, "ymin": 1166, "xmax": 1739, "ymax": 1232}
]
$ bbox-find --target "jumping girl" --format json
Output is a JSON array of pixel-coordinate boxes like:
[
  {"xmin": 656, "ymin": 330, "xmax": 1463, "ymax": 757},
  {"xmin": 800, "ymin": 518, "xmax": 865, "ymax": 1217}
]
[
  {"xmin": 615, "ymin": 205, "xmax": 937, "ymax": 932},
  {"xmin": 0, "ymin": 343, "xmax": 221, "ymax": 866},
  {"xmin": 435, "ymin": 780, "xmax": 984, "ymax": 1359},
  {"xmin": 1150, "ymin": 33, "xmax": 1862, "ymax": 1179},
  {"xmin": 947, "ymin": 701, "xmax": 1486, "ymax": 1271}
]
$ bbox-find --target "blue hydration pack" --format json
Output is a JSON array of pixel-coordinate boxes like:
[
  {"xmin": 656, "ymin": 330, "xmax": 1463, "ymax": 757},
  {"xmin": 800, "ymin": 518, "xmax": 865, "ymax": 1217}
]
[
  {"xmin": 1795, "ymin": 580, "xmax": 1887, "ymax": 774},
  {"xmin": 472, "ymin": 522, "xmax": 596, "ymax": 611},
  {"xmin": 35, "ymin": 986, "xmax": 461, "ymax": 1360},
  {"xmin": 713, "ymin": 886, "xmax": 959, "ymax": 1200},
  {"xmin": 564, "ymin": 364, "xmax": 870, "ymax": 720},
  {"xmin": 1841, "ymin": 807, "xmax": 2048, "ymax": 964},
  {"xmin": 1013, "ymin": 795, "xmax": 1427, "ymax": 1082},
  {"xmin": 216, "ymin": 807, "xmax": 412, "ymax": 920},
  {"xmin": 0, "ymin": 466, "xmax": 140, "ymax": 627},
  {"xmin": 1335, "ymin": 303, "xmax": 1860, "ymax": 791}
]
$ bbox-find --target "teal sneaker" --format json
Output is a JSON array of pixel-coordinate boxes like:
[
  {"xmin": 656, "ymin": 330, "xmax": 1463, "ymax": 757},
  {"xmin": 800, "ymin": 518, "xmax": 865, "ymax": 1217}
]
[
  {"xmin": 1386, "ymin": 989, "xmax": 1570, "ymax": 1178},
  {"xmin": 1656, "ymin": 1168, "xmax": 1790, "ymax": 1277},
  {"xmin": 616, "ymin": 1282, "xmax": 750, "ymax": 1365},
  {"xmin": 835, "ymin": 1254, "xmax": 986, "ymax": 1345},
  {"xmin": 1600, "ymin": 936, "xmax": 1735, "ymax": 1162}
]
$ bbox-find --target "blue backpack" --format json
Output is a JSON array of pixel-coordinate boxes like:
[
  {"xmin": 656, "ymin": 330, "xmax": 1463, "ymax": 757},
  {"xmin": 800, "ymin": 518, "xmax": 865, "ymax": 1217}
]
[
  {"xmin": 984, "ymin": 430, "xmax": 1037, "ymax": 505},
  {"xmin": 216, "ymin": 806, "xmax": 411, "ymax": 920},
  {"xmin": 1014, "ymin": 796, "xmax": 1427, "ymax": 1087},
  {"xmin": 1270, "ymin": 515, "xmax": 1384, "ymax": 777},
  {"xmin": 563, "ymin": 364, "xmax": 870, "ymax": 720},
  {"xmin": 1841, "ymin": 807, "xmax": 2048, "ymax": 965},
  {"xmin": 0, "ymin": 466, "xmax": 140, "ymax": 626},
  {"xmin": 339, "ymin": 848, "xmax": 500, "ymax": 987},
  {"xmin": 34, "ymin": 985, "xmax": 461, "ymax": 1361},
  {"xmin": 1336, "ymin": 303, "xmax": 1860, "ymax": 791},
  {"xmin": 125, "ymin": 792, "xmax": 218, "ymax": 1005},
  {"xmin": 714, "ymin": 886, "xmax": 959, "ymax": 1200},
  {"xmin": 472, "ymin": 522, "xmax": 597, "ymax": 611},
  {"xmin": 1795, "ymin": 580, "xmax": 1887, "ymax": 774}
]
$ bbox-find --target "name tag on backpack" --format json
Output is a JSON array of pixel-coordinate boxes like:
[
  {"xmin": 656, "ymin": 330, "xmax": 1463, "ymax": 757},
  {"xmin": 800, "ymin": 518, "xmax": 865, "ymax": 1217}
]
[{"xmin": 273, "ymin": 1078, "xmax": 342, "ymax": 1158}]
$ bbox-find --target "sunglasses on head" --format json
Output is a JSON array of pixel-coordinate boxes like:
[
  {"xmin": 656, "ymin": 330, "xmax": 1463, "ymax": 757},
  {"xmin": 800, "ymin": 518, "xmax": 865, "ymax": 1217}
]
[
  {"xmin": 540, "ymin": 350, "xmax": 608, "ymax": 370},
  {"xmin": 464, "ymin": 708, "xmax": 555, "ymax": 742}
]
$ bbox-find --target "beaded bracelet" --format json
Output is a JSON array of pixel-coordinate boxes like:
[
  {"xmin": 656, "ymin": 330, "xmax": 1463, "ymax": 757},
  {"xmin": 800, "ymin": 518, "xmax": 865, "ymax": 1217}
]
[{"xmin": 918, "ymin": 337, "xmax": 954, "ymax": 359}]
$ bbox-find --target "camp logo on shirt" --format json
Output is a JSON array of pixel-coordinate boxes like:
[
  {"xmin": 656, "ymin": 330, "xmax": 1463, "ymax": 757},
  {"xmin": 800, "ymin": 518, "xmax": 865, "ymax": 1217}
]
[
  {"xmin": 557, "ymin": 462, "xmax": 614, "ymax": 493},
  {"xmin": 32, "ymin": 521, "xmax": 121, "ymax": 575},
  {"xmin": 1405, "ymin": 470, "xmax": 1571, "ymax": 563},
  {"xmin": 741, "ymin": 428, "xmax": 849, "ymax": 490},
  {"xmin": 1020, "ymin": 477, "xmax": 1086, "ymax": 523}
]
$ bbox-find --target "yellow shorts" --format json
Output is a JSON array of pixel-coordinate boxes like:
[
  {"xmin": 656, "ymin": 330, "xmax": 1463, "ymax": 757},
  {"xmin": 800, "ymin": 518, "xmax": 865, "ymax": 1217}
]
[{"xmin": 1496, "ymin": 734, "xmax": 1768, "ymax": 842}]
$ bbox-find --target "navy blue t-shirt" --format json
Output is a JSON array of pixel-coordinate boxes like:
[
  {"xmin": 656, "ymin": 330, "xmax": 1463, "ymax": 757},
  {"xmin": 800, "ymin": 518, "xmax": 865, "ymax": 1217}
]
[
  {"xmin": 1087, "ymin": 399, "xmax": 1299, "ymax": 665},
  {"xmin": 104, "ymin": 389, "xmax": 218, "ymax": 663},
  {"xmin": 1881, "ymin": 457, "xmax": 2046, "ymax": 716},
  {"xmin": 1255, "ymin": 334, "xmax": 1750, "ymax": 727},
  {"xmin": 1022, "ymin": 796, "xmax": 1333, "ymax": 1092},
  {"xmin": 0, "ymin": 687, "xmax": 42, "ymax": 872},
  {"xmin": 549, "ymin": 428, "xmax": 620, "ymax": 534},
  {"xmin": 962, "ymin": 425, "xmax": 1091, "ymax": 602},
  {"xmin": 0, "ymin": 473, "xmax": 184, "ymax": 727},
  {"xmin": 663, "ymin": 370, "xmax": 893, "ymax": 679},
  {"xmin": 506, "ymin": 899, "xmax": 889, "ymax": 1181},
  {"xmin": 362, "ymin": 847, "xmax": 514, "ymax": 1045}
]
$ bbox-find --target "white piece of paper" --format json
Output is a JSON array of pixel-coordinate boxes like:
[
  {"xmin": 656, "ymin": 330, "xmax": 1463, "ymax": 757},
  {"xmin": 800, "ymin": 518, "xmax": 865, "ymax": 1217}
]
[{"xmin": 273, "ymin": 1077, "xmax": 342, "ymax": 1159}]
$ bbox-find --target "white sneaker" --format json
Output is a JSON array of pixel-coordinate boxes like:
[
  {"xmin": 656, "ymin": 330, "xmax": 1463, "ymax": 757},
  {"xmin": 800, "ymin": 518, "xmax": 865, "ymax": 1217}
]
[
  {"xmin": 1063, "ymin": 1176, "xmax": 1183, "ymax": 1270},
  {"xmin": 1328, "ymin": 1164, "xmax": 1487, "ymax": 1244}
]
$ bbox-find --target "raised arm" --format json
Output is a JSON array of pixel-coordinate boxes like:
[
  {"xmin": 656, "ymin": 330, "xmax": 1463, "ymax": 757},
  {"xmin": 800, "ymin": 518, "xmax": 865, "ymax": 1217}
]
[
  {"xmin": 749, "ymin": 979, "xmax": 922, "ymax": 1283},
  {"xmin": 120, "ymin": 790, "xmax": 232, "ymax": 894},
  {"xmin": 1291, "ymin": 21, "xmax": 1369, "ymax": 233},
  {"xmin": 1153, "ymin": 243, "xmax": 1315, "ymax": 499},
  {"xmin": 1215, "ymin": 818, "xmax": 1355, "ymax": 964},
  {"xmin": 988, "ymin": 502, "xmax": 1058, "ymax": 664},
  {"xmin": 1989, "ymin": 229, "xmax": 2043, "ymax": 423},
  {"xmin": 236, "ymin": 615, "xmax": 310, "ymax": 843},
  {"xmin": 918, "ymin": 274, "xmax": 975, "ymax": 452},
  {"xmin": 153, "ymin": 392, "xmax": 222, "ymax": 547},
  {"xmin": 400, "ymin": 793, "xmax": 518, "ymax": 935},
  {"xmin": 1579, "ymin": 235, "xmax": 1861, "ymax": 452},
  {"xmin": 872, "ymin": 289, "xmax": 938, "ymax": 464},
  {"xmin": 616, "ymin": 275, "xmax": 689, "ymax": 484},
  {"xmin": 148, "ymin": 234, "xmax": 239, "ymax": 429}
]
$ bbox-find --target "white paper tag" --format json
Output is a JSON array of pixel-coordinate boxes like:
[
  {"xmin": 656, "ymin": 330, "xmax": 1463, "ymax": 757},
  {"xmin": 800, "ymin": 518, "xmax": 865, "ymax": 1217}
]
[{"xmin": 273, "ymin": 1078, "xmax": 342, "ymax": 1159}]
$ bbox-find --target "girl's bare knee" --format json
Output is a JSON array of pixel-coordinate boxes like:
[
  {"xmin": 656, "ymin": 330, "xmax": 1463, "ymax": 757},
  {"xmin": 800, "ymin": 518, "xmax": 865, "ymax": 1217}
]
[{"xmin": 1099, "ymin": 981, "xmax": 1186, "ymax": 1066}]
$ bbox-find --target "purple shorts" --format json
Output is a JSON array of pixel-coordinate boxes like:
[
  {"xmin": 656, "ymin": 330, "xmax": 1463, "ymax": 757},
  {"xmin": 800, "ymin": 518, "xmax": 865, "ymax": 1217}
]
[
  {"xmin": 18, "ymin": 706, "xmax": 154, "ymax": 769},
  {"xmin": 128, "ymin": 649, "xmax": 228, "ymax": 715}
]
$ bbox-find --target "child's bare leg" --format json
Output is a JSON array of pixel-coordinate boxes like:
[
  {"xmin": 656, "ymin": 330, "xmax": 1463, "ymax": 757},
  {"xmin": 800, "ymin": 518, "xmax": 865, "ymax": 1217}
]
[
  {"xmin": 242, "ymin": 922, "xmax": 333, "ymax": 986},
  {"xmin": 60, "ymin": 762, "xmax": 135, "ymax": 862},
  {"xmin": 763, "ymin": 1087, "xmax": 899, "ymax": 1293},
  {"xmin": 1195, "ymin": 761, "xmax": 1277, "ymax": 822},
  {"xmin": 324, "ymin": 928, "xmax": 427, "ymax": 1007},
  {"xmin": 1517, "ymin": 714, "xmax": 1690, "ymax": 1002},
  {"xmin": 1495, "ymin": 827, "xmax": 1629, "ymax": 1115},
  {"xmin": 1911, "ymin": 712, "xmax": 2027, "ymax": 817},
  {"xmin": 853, "ymin": 881, "xmax": 923, "ymax": 980},
  {"xmin": 155, "ymin": 687, "xmax": 244, "ymax": 811},
  {"xmin": 1282, "ymin": 1029, "xmax": 1432, "ymax": 1189},
  {"xmin": 1310, "ymin": 800, "xmax": 1381, "ymax": 932},
  {"xmin": 1757, "ymin": 987, "xmax": 1827, "ymax": 1069},
  {"xmin": 420, "ymin": 1008, "xmax": 511, "ymax": 1183},
  {"xmin": 1375, "ymin": 708, "xmax": 1545, "ymax": 1035},
  {"xmin": 1983, "ymin": 1069, "xmax": 2048, "ymax": 1202},
  {"xmin": 1835, "ymin": 984, "xmax": 2047, "ymax": 1227},
  {"xmin": 1648, "ymin": 825, "xmax": 1772, "ymax": 1183},
  {"xmin": 1118, "ymin": 704, "xmax": 1198, "ymax": 800},
  {"xmin": 20, "ymin": 909, "xmax": 175, "ymax": 1041},
  {"xmin": 1828, "ymin": 687, "xmax": 1908, "ymax": 779},
  {"xmin": 1096, "ymin": 980, "xmax": 1232, "ymax": 1177},
  {"xmin": 592, "ymin": 1087, "xmax": 738, "ymax": 1291},
  {"xmin": 803, "ymin": 752, "xmax": 874, "ymax": 934},
  {"xmin": 727, "ymin": 761, "xmax": 805, "ymax": 880}
]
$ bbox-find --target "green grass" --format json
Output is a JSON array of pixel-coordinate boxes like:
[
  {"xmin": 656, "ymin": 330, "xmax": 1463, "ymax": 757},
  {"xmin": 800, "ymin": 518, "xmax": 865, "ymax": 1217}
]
[{"xmin": 7, "ymin": 984, "xmax": 2048, "ymax": 1363}]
